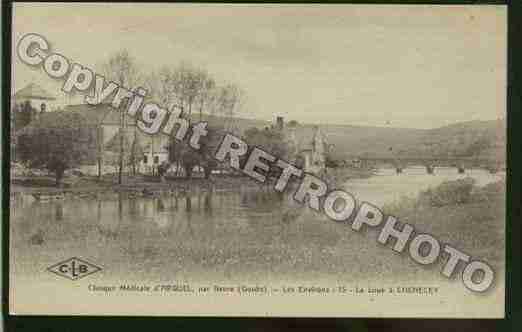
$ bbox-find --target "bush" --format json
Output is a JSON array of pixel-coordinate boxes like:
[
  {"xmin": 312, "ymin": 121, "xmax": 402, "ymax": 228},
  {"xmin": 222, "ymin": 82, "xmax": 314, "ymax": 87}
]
[
  {"xmin": 470, "ymin": 179, "xmax": 506, "ymax": 204},
  {"xmin": 419, "ymin": 177, "xmax": 475, "ymax": 207},
  {"xmin": 382, "ymin": 195, "xmax": 419, "ymax": 216}
]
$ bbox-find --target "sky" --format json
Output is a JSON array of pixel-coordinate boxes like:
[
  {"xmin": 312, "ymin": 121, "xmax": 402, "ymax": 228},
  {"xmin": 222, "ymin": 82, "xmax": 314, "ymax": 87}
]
[{"xmin": 12, "ymin": 3, "xmax": 507, "ymax": 129}]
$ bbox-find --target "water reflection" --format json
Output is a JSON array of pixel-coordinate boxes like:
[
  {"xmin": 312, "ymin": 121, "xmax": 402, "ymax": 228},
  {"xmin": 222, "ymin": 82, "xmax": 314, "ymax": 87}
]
[
  {"xmin": 54, "ymin": 202, "xmax": 63, "ymax": 221},
  {"xmin": 10, "ymin": 169, "xmax": 504, "ymax": 277},
  {"xmin": 204, "ymin": 190, "xmax": 213, "ymax": 217},
  {"xmin": 97, "ymin": 198, "xmax": 120, "ymax": 240}
]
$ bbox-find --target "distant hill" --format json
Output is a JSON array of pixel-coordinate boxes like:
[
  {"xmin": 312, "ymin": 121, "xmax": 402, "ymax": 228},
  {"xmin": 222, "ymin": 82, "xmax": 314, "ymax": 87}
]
[
  {"xmin": 195, "ymin": 114, "xmax": 505, "ymax": 162},
  {"xmin": 292, "ymin": 124, "xmax": 426, "ymax": 160},
  {"xmin": 412, "ymin": 120, "xmax": 506, "ymax": 161},
  {"xmin": 296, "ymin": 120, "xmax": 505, "ymax": 162},
  {"xmin": 49, "ymin": 106, "xmax": 503, "ymax": 163}
]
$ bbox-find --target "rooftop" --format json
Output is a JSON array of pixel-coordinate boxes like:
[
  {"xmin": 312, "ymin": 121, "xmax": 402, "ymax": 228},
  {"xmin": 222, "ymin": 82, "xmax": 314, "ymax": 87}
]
[{"xmin": 14, "ymin": 83, "xmax": 56, "ymax": 101}]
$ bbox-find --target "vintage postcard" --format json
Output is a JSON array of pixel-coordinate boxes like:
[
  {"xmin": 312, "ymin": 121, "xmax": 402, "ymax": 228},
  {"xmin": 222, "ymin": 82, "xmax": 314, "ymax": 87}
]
[{"xmin": 8, "ymin": 3, "xmax": 507, "ymax": 317}]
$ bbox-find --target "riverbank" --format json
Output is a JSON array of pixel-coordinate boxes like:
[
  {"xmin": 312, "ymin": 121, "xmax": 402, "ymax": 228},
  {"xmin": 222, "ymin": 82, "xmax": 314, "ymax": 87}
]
[
  {"xmin": 381, "ymin": 178, "xmax": 505, "ymax": 273},
  {"xmin": 10, "ymin": 166, "xmax": 375, "ymax": 196},
  {"xmin": 325, "ymin": 166, "xmax": 375, "ymax": 185},
  {"xmin": 10, "ymin": 174, "xmax": 261, "ymax": 195}
]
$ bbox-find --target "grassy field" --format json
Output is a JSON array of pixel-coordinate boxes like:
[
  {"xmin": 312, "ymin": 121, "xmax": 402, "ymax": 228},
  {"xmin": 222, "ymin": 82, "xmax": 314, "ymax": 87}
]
[{"xmin": 381, "ymin": 178, "xmax": 505, "ymax": 275}]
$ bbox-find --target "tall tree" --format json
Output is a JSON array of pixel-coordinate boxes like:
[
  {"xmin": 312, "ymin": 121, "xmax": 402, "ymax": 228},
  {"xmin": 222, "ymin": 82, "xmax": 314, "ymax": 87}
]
[
  {"xmin": 195, "ymin": 69, "xmax": 216, "ymax": 121},
  {"xmin": 147, "ymin": 63, "xmax": 219, "ymax": 119},
  {"xmin": 100, "ymin": 50, "xmax": 142, "ymax": 183},
  {"xmin": 215, "ymin": 84, "xmax": 244, "ymax": 132},
  {"xmin": 147, "ymin": 63, "xmax": 216, "ymax": 175},
  {"xmin": 17, "ymin": 128, "xmax": 83, "ymax": 186},
  {"xmin": 146, "ymin": 61, "xmax": 245, "ymax": 177}
]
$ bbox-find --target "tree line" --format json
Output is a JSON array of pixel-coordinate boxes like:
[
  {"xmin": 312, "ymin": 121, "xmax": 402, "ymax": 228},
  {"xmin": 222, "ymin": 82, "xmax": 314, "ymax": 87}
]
[{"xmin": 15, "ymin": 50, "xmax": 253, "ymax": 185}]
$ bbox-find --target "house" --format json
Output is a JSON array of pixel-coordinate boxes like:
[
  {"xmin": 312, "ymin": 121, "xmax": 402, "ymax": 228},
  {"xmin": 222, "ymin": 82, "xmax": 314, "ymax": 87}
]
[
  {"xmin": 12, "ymin": 83, "xmax": 58, "ymax": 113},
  {"xmin": 104, "ymin": 126, "xmax": 169, "ymax": 175},
  {"xmin": 274, "ymin": 116, "xmax": 327, "ymax": 175},
  {"xmin": 17, "ymin": 103, "xmax": 170, "ymax": 176},
  {"xmin": 66, "ymin": 104, "xmax": 170, "ymax": 175},
  {"xmin": 141, "ymin": 135, "xmax": 169, "ymax": 172},
  {"xmin": 11, "ymin": 83, "xmax": 57, "ymax": 149}
]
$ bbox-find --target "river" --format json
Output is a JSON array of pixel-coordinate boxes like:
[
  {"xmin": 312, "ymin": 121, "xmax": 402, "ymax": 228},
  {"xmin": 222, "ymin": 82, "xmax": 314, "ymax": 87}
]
[
  {"xmin": 344, "ymin": 166, "xmax": 505, "ymax": 206},
  {"xmin": 9, "ymin": 167, "xmax": 505, "ymax": 282}
]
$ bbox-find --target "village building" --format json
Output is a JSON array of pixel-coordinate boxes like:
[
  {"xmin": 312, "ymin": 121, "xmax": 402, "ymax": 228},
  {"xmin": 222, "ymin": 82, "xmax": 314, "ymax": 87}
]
[
  {"xmin": 11, "ymin": 83, "xmax": 59, "ymax": 160},
  {"xmin": 14, "ymin": 90, "xmax": 330, "ymax": 177},
  {"xmin": 12, "ymin": 83, "xmax": 58, "ymax": 114},
  {"xmin": 274, "ymin": 117, "xmax": 328, "ymax": 175},
  {"xmin": 103, "ymin": 123, "xmax": 169, "ymax": 175},
  {"xmin": 11, "ymin": 83, "xmax": 57, "ymax": 133},
  {"xmin": 16, "ymin": 103, "xmax": 170, "ymax": 176}
]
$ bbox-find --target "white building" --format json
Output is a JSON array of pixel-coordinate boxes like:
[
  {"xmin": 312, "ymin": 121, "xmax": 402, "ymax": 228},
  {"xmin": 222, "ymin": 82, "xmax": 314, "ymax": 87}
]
[
  {"xmin": 59, "ymin": 104, "xmax": 170, "ymax": 176},
  {"xmin": 141, "ymin": 135, "xmax": 169, "ymax": 174},
  {"xmin": 13, "ymin": 83, "xmax": 58, "ymax": 112}
]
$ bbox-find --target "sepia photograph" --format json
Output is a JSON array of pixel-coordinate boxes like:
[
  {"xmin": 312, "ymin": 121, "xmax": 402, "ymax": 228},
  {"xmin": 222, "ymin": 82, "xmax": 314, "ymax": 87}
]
[{"xmin": 7, "ymin": 3, "xmax": 507, "ymax": 318}]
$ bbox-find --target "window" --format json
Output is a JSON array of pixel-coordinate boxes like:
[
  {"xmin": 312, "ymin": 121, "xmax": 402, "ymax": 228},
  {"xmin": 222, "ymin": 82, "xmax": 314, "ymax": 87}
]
[
  {"xmin": 154, "ymin": 156, "xmax": 159, "ymax": 164},
  {"xmin": 143, "ymin": 155, "xmax": 148, "ymax": 164}
]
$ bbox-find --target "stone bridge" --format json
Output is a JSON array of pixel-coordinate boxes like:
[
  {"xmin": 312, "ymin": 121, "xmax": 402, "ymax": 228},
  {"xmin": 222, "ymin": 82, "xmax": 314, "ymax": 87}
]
[{"xmin": 351, "ymin": 157, "xmax": 504, "ymax": 174}]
